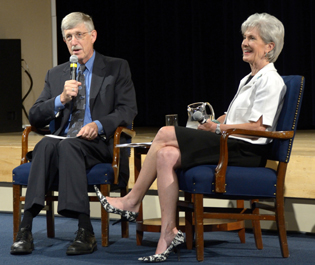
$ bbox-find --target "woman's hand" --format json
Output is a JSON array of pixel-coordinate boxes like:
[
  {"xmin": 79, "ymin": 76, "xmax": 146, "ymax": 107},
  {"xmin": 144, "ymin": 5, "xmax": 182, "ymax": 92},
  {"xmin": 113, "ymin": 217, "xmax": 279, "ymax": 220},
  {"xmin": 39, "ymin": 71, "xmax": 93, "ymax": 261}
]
[
  {"xmin": 197, "ymin": 116, "xmax": 267, "ymax": 138},
  {"xmin": 197, "ymin": 119, "xmax": 217, "ymax": 132}
]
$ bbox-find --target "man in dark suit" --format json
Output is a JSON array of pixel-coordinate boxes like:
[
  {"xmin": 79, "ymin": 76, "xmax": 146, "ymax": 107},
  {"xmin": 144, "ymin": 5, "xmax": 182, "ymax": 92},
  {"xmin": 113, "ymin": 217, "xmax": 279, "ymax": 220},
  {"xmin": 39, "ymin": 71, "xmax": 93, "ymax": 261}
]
[{"xmin": 10, "ymin": 12, "xmax": 137, "ymax": 256}]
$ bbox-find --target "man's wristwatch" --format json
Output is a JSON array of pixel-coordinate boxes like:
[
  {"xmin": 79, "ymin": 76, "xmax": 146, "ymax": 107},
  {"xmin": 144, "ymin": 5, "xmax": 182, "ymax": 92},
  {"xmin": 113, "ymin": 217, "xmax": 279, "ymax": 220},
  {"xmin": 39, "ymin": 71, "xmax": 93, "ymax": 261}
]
[{"xmin": 215, "ymin": 124, "xmax": 221, "ymax": 135}]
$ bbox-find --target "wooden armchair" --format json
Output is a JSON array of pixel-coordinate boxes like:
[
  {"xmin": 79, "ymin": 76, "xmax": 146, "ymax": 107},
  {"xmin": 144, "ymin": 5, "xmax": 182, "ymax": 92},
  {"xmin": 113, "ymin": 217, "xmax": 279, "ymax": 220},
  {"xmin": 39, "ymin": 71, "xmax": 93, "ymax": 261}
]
[
  {"xmin": 177, "ymin": 75, "xmax": 305, "ymax": 261},
  {"xmin": 12, "ymin": 125, "xmax": 136, "ymax": 247}
]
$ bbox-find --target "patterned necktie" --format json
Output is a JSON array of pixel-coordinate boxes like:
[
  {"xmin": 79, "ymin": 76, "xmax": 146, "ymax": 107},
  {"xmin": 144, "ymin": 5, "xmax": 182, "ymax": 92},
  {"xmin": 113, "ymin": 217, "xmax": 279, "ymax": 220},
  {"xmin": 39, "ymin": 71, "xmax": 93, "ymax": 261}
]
[{"xmin": 67, "ymin": 64, "xmax": 86, "ymax": 137}]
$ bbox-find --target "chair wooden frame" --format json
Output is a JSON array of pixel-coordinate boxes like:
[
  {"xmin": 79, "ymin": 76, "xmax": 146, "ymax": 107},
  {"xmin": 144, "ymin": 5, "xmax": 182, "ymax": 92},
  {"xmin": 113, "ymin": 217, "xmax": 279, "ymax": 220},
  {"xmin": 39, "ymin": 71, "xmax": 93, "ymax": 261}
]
[
  {"xmin": 178, "ymin": 129, "xmax": 294, "ymax": 261},
  {"xmin": 12, "ymin": 125, "xmax": 136, "ymax": 247},
  {"xmin": 178, "ymin": 75, "xmax": 305, "ymax": 261},
  {"xmin": 133, "ymin": 148, "xmax": 245, "ymax": 248}
]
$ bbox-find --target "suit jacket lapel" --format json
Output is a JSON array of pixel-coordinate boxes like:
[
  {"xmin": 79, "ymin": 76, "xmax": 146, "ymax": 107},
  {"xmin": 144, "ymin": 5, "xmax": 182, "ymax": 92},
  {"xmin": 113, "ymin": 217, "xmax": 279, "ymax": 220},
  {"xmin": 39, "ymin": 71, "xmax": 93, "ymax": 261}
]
[{"xmin": 90, "ymin": 52, "xmax": 106, "ymax": 110}]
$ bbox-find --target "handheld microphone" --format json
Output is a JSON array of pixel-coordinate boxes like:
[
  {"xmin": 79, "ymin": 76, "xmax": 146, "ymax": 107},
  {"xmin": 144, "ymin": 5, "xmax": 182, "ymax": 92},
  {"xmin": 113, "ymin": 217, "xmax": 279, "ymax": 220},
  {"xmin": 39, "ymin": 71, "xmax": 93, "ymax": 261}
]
[
  {"xmin": 70, "ymin": 55, "xmax": 78, "ymax": 80},
  {"xmin": 193, "ymin": 111, "xmax": 207, "ymax": 124}
]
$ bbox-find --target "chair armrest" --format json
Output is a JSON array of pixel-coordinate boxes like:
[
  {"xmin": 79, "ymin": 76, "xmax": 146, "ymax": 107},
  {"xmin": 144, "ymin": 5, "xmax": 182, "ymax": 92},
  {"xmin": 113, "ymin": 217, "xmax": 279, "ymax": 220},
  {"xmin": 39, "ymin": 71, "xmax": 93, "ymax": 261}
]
[
  {"xmin": 21, "ymin": 125, "xmax": 136, "ymax": 185},
  {"xmin": 21, "ymin": 125, "xmax": 50, "ymax": 164},
  {"xmin": 214, "ymin": 129, "xmax": 294, "ymax": 193},
  {"xmin": 112, "ymin": 126, "xmax": 136, "ymax": 184}
]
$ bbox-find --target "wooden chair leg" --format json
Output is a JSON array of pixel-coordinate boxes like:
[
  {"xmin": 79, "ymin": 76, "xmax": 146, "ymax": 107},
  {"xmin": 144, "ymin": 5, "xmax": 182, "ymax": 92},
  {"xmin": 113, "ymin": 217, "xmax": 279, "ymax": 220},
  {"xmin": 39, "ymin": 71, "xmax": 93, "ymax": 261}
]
[
  {"xmin": 121, "ymin": 187, "xmax": 129, "ymax": 238},
  {"xmin": 185, "ymin": 212, "xmax": 194, "ymax": 249},
  {"xmin": 13, "ymin": 185, "xmax": 22, "ymax": 241},
  {"xmin": 276, "ymin": 197, "xmax": 289, "ymax": 257},
  {"xmin": 184, "ymin": 192, "xmax": 194, "ymax": 250},
  {"xmin": 134, "ymin": 148, "xmax": 144, "ymax": 246},
  {"xmin": 136, "ymin": 230, "xmax": 144, "ymax": 245},
  {"xmin": 136, "ymin": 183, "xmax": 144, "ymax": 245},
  {"xmin": 236, "ymin": 200, "xmax": 245, "ymax": 243},
  {"xmin": 46, "ymin": 191, "xmax": 55, "ymax": 238},
  {"xmin": 101, "ymin": 184, "xmax": 110, "ymax": 247},
  {"xmin": 238, "ymin": 228, "xmax": 246, "ymax": 244},
  {"xmin": 251, "ymin": 199, "xmax": 263, "ymax": 250},
  {"xmin": 252, "ymin": 219, "xmax": 263, "ymax": 249},
  {"xmin": 194, "ymin": 194, "xmax": 204, "ymax": 262}
]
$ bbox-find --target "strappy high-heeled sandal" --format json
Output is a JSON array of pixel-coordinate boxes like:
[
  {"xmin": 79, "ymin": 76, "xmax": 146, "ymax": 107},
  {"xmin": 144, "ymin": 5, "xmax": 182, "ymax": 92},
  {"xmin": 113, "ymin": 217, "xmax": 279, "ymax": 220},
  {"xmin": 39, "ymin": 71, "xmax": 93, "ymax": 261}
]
[
  {"xmin": 94, "ymin": 185, "xmax": 139, "ymax": 223},
  {"xmin": 138, "ymin": 230, "xmax": 185, "ymax": 263}
]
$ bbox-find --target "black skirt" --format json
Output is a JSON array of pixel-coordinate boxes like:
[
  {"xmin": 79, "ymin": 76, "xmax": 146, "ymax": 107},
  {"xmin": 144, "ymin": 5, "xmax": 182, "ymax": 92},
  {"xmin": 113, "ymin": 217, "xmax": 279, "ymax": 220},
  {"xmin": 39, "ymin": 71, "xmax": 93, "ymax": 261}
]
[{"xmin": 175, "ymin": 126, "xmax": 270, "ymax": 170}]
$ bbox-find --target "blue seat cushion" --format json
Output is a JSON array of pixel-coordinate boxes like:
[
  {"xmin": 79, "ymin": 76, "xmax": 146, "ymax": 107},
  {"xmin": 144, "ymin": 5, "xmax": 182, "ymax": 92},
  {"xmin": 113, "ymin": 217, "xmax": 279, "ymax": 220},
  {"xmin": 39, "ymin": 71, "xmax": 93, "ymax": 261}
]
[
  {"xmin": 177, "ymin": 165, "xmax": 277, "ymax": 198},
  {"xmin": 86, "ymin": 163, "xmax": 114, "ymax": 185},
  {"xmin": 12, "ymin": 163, "xmax": 32, "ymax": 185},
  {"xmin": 12, "ymin": 162, "xmax": 115, "ymax": 187}
]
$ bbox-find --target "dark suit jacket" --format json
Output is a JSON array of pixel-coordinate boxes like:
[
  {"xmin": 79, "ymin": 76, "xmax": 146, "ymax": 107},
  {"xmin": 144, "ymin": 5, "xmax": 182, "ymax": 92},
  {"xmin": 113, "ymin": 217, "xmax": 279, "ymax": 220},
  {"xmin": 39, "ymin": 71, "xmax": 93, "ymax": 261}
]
[{"xmin": 29, "ymin": 51, "xmax": 137, "ymax": 186}]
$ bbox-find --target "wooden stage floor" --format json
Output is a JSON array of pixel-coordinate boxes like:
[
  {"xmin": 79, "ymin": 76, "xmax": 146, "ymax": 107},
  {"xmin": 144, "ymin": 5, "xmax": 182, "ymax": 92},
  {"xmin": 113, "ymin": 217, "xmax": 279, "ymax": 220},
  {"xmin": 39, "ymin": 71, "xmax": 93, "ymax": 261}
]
[{"xmin": 2, "ymin": 127, "xmax": 315, "ymax": 199}]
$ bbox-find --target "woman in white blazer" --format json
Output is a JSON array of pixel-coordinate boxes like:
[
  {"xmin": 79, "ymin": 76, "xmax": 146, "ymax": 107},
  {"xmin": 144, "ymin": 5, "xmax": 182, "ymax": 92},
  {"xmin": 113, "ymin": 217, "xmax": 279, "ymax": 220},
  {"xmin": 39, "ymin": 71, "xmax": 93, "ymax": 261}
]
[{"xmin": 95, "ymin": 13, "xmax": 286, "ymax": 263}]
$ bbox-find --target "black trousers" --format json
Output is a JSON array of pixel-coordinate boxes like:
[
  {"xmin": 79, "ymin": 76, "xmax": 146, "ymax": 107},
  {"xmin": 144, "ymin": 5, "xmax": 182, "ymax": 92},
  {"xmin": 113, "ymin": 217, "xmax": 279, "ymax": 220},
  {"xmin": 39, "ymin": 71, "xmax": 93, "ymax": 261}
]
[{"xmin": 24, "ymin": 136, "xmax": 111, "ymax": 217}]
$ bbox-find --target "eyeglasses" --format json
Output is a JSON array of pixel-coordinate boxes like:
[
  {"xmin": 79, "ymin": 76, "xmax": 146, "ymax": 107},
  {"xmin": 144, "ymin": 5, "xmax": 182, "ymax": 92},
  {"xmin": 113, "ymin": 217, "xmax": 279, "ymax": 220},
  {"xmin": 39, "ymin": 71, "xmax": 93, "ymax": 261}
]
[{"xmin": 64, "ymin": 32, "xmax": 90, "ymax": 42}]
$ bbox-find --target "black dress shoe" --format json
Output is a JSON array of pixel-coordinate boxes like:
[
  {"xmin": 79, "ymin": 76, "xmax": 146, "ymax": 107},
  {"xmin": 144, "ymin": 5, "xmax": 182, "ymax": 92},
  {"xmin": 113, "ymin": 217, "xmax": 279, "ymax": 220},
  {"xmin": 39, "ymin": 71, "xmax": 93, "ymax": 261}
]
[
  {"xmin": 10, "ymin": 226, "xmax": 34, "ymax": 255},
  {"xmin": 66, "ymin": 228, "xmax": 97, "ymax": 255}
]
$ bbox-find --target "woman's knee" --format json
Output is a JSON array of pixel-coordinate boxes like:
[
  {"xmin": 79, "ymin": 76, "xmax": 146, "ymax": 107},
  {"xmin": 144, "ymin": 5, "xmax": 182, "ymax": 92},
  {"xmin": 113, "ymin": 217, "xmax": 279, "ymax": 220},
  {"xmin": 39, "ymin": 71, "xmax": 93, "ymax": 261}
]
[
  {"xmin": 155, "ymin": 126, "xmax": 176, "ymax": 143},
  {"xmin": 156, "ymin": 146, "xmax": 180, "ymax": 165}
]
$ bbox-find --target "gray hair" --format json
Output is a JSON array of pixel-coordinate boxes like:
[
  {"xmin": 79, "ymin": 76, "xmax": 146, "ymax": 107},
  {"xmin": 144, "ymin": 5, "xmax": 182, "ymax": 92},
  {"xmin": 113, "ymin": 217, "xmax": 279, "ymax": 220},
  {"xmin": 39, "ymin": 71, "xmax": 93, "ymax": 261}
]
[
  {"xmin": 241, "ymin": 13, "xmax": 284, "ymax": 63},
  {"xmin": 61, "ymin": 12, "xmax": 95, "ymax": 38}
]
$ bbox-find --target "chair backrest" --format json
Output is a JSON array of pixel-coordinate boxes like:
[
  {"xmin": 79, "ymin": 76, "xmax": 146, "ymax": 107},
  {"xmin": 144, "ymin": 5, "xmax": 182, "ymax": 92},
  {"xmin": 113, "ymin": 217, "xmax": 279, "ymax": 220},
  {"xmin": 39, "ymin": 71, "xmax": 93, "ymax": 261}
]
[{"xmin": 269, "ymin": 75, "xmax": 305, "ymax": 163}]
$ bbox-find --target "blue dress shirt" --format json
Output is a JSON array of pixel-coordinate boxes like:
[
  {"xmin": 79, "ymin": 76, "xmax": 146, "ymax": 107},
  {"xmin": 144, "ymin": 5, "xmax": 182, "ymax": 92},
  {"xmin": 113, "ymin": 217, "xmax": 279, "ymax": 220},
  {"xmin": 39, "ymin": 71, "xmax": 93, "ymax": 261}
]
[{"xmin": 54, "ymin": 51, "xmax": 104, "ymax": 135}]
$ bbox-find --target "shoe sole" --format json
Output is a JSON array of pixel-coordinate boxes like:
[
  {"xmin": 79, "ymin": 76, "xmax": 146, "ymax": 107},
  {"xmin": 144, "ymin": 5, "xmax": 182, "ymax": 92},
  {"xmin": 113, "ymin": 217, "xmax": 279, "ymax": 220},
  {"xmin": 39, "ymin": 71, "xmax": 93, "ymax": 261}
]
[
  {"xmin": 10, "ymin": 244, "xmax": 34, "ymax": 255},
  {"xmin": 66, "ymin": 244, "xmax": 97, "ymax": 255}
]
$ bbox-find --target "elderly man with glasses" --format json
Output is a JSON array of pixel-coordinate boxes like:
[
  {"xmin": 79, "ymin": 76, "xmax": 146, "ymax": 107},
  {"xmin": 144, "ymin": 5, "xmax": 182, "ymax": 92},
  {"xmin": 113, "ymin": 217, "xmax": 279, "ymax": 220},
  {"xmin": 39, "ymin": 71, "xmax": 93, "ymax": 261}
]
[{"xmin": 10, "ymin": 12, "xmax": 137, "ymax": 256}]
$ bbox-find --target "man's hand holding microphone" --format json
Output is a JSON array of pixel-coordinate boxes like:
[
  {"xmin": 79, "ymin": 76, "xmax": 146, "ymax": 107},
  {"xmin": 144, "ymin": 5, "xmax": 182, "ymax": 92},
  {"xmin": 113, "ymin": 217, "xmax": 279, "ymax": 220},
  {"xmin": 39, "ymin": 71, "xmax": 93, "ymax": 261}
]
[{"xmin": 60, "ymin": 55, "xmax": 81, "ymax": 104}]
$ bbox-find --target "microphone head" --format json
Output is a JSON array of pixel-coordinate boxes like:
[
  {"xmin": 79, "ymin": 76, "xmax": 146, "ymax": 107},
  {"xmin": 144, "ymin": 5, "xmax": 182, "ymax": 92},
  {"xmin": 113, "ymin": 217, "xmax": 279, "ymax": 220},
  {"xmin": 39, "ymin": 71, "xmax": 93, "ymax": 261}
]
[
  {"xmin": 70, "ymin": 55, "xmax": 78, "ymax": 63},
  {"xmin": 193, "ymin": 111, "xmax": 204, "ymax": 122},
  {"xmin": 70, "ymin": 55, "xmax": 78, "ymax": 80}
]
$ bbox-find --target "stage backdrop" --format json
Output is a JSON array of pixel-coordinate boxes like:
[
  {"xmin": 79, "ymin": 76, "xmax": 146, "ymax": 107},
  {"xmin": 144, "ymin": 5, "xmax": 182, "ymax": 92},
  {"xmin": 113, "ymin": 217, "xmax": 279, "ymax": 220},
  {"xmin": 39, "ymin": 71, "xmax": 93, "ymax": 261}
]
[{"xmin": 56, "ymin": 0, "xmax": 315, "ymax": 129}]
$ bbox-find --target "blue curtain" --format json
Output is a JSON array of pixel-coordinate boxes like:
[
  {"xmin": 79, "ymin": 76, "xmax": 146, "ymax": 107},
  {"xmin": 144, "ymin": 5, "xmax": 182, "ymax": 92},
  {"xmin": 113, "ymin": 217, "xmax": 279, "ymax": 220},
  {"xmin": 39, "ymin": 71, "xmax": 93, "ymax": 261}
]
[{"xmin": 56, "ymin": 0, "xmax": 315, "ymax": 129}]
